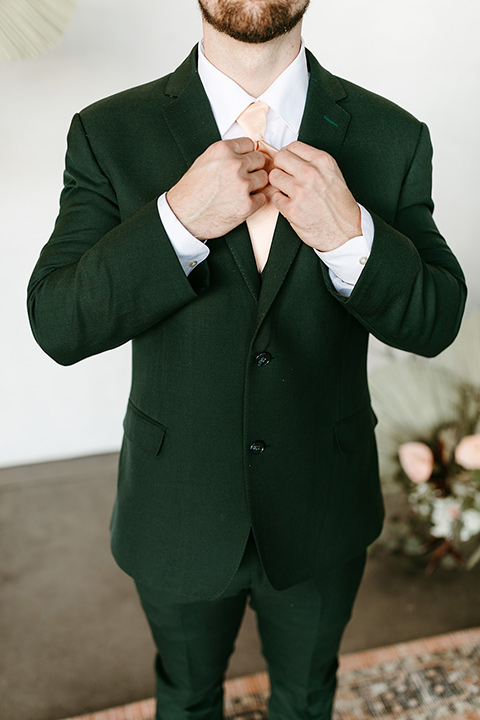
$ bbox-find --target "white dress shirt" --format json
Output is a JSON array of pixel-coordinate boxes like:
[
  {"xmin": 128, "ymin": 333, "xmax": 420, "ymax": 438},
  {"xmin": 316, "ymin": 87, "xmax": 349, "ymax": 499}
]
[{"xmin": 157, "ymin": 41, "xmax": 373, "ymax": 296}]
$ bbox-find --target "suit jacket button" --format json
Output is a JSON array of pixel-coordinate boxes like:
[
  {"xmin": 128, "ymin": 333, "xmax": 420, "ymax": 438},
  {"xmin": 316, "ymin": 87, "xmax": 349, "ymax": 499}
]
[
  {"xmin": 249, "ymin": 441, "xmax": 266, "ymax": 454},
  {"xmin": 255, "ymin": 351, "xmax": 272, "ymax": 367}
]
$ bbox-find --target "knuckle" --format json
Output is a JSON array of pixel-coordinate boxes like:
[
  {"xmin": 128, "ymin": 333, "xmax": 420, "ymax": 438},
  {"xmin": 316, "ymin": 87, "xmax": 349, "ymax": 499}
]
[
  {"xmin": 240, "ymin": 177, "xmax": 251, "ymax": 193},
  {"xmin": 242, "ymin": 186, "xmax": 254, "ymax": 202},
  {"xmin": 233, "ymin": 138, "xmax": 252, "ymax": 155},
  {"xmin": 271, "ymin": 191, "xmax": 281, "ymax": 207},
  {"xmin": 319, "ymin": 151, "xmax": 335, "ymax": 168},
  {"xmin": 209, "ymin": 141, "xmax": 229, "ymax": 160},
  {"xmin": 244, "ymin": 197, "xmax": 256, "ymax": 214},
  {"xmin": 270, "ymin": 168, "xmax": 282, "ymax": 184},
  {"xmin": 230, "ymin": 157, "xmax": 243, "ymax": 174},
  {"xmin": 256, "ymin": 151, "xmax": 267, "ymax": 168}
]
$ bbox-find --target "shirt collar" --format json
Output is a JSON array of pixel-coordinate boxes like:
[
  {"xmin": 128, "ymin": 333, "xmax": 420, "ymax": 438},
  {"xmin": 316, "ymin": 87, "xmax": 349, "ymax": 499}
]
[{"xmin": 197, "ymin": 39, "xmax": 309, "ymax": 137}]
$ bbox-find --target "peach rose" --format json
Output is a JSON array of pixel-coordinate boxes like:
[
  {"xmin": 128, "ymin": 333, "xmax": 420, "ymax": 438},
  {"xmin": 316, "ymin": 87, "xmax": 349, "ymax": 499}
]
[
  {"xmin": 398, "ymin": 442, "xmax": 434, "ymax": 483},
  {"xmin": 455, "ymin": 434, "xmax": 480, "ymax": 470}
]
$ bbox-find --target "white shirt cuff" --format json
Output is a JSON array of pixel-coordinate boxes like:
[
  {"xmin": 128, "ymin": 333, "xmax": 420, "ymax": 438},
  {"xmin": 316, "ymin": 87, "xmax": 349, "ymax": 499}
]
[
  {"xmin": 314, "ymin": 204, "xmax": 374, "ymax": 297},
  {"xmin": 157, "ymin": 193, "xmax": 210, "ymax": 276}
]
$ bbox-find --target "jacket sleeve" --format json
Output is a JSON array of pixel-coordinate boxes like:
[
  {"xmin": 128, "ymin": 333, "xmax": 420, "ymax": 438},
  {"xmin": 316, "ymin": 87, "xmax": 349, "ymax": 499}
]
[
  {"xmin": 324, "ymin": 122, "xmax": 467, "ymax": 357},
  {"xmin": 27, "ymin": 113, "xmax": 207, "ymax": 366}
]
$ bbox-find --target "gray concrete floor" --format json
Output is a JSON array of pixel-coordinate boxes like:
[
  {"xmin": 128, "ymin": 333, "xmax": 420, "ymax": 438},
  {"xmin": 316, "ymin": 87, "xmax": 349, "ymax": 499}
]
[{"xmin": 1, "ymin": 454, "xmax": 480, "ymax": 720}]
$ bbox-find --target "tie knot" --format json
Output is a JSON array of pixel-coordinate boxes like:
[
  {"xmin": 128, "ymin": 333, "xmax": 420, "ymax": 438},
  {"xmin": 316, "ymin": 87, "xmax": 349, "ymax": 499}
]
[{"xmin": 236, "ymin": 101, "xmax": 269, "ymax": 142}]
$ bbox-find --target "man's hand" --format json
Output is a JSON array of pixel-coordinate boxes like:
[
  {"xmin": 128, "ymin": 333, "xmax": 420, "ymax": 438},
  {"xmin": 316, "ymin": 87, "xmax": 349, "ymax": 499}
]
[
  {"xmin": 269, "ymin": 141, "xmax": 362, "ymax": 252},
  {"xmin": 167, "ymin": 138, "xmax": 269, "ymax": 240}
]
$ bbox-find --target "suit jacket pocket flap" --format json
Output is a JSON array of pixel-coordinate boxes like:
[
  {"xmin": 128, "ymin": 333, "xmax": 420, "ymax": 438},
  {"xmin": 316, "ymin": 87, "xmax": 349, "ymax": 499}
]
[
  {"xmin": 123, "ymin": 401, "xmax": 166, "ymax": 457},
  {"xmin": 334, "ymin": 405, "xmax": 378, "ymax": 454}
]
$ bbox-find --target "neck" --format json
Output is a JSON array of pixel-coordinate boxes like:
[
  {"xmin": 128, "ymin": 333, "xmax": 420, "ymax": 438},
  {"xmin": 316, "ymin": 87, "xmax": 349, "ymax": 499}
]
[{"xmin": 202, "ymin": 23, "xmax": 303, "ymax": 97}]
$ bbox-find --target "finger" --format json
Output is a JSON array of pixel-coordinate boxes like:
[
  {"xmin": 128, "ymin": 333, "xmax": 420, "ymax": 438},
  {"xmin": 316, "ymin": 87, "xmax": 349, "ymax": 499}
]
[
  {"xmin": 273, "ymin": 147, "xmax": 307, "ymax": 176},
  {"xmin": 227, "ymin": 136, "xmax": 256, "ymax": 154},
  {"xmin": 244, "ymin": 150, "xmax": 267, "ymax": 173},
  {"xmin": 269, "ymin": 168, "xmax": 296, "ymax": 197},
  {"xmin": 248, "ymin": 169, "xmax": 269, "ymax": 192},
  {"xmin": 283, "ymin": 143, "xmax": 344, "ymax": 180},
  {"xmin": 284, "ymin": 140, "xmax": 331, "ymax": 163},
  {"xmin": 270, "ymin": 190, "xmax": 290, "ymax": 217},
  {"xmin": 262, "ymin": 184, "xmax": 278, "ymax": 203},
  {"xmin": 248, "ymin": 191, "xmax": 267, "ymax": 214}
]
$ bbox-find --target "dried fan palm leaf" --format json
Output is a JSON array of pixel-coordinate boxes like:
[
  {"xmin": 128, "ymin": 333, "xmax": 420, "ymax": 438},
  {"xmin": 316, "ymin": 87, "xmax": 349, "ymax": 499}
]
[{"xmin": 0, "ymin": 0, "xmax": 77, "ymax": 60}]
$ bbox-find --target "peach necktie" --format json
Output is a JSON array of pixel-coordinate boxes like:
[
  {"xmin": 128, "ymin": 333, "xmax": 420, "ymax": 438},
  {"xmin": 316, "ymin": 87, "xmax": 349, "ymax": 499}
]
[{"xmin": 236, "ymin": 101, "xmax": 279, "ymax": 273}]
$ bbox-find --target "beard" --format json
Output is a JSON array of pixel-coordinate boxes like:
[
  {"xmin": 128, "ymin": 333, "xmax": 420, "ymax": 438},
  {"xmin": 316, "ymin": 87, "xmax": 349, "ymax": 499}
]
[{"xmin": 197, "ymin": 0, "xmax": 310, "ymax": 44}]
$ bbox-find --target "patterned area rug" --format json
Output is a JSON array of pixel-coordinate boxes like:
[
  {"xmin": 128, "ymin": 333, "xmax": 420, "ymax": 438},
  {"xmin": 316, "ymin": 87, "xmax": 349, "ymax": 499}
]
[{"xmin": 61, "ymin": 627, "xmax": 480, "ymax": 720}]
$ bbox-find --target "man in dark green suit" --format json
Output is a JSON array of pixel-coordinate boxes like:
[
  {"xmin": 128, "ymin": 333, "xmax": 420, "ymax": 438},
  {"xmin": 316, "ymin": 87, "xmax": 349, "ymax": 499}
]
[{"xmin": 28, "ymin": 0, "xmax": 466, "ymax": 717}]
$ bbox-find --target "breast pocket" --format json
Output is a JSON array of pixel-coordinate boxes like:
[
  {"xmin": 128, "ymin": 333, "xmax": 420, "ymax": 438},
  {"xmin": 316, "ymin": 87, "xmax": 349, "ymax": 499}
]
[{"xmin": 123, "ymin": 400, "xmax": 167, "ymax": 457}]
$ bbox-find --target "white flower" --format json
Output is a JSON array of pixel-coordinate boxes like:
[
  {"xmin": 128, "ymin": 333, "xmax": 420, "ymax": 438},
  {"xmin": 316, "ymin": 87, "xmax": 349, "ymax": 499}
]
[
  {"xmin": 451, "ymin": 482, "xmax": 469, "ymax": 498},
  {"xmin": 460, "ymin": 509, "xmax": 480, "ymax": 542},
  {"xmin": 430, "ymin": 498, "xmax": 461, "ymax": 539},
  {"xmin": 415, "ymin": 483, "xmax": 431, "ymax": 497},
  {"xmin": 409, "ymin": 483, "xmax": 435, "ymax": 517}
]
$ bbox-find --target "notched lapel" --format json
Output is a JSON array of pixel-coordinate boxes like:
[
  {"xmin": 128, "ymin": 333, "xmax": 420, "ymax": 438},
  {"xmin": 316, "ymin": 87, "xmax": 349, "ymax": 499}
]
[
  {"xmin": 225, "ymin": 225, "xmax": 261, "ymax": 302},
  {"xmin": 298, "ymin": 52, "xmax": 351, "ymax": 162},
  {"xmin": 162, "ymin": 47, "xmax": 261, "ymax": 299},
  {"xmin": 255, "ymin": 52, "xmax": 351, "ymax": 330},
  {"xmin": 255, "ymin": 215, "xmax": 301, "ymax": 332},
  {"xmin": 162, "ymin": 51, "xmax": 221, "ymax": 168}
]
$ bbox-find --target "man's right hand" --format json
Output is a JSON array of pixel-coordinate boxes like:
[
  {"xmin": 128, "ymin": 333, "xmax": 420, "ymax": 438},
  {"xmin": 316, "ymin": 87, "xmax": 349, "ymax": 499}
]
[{"xmin": 166, "ymin": 138, "xmax": 269, "ymax": 240}]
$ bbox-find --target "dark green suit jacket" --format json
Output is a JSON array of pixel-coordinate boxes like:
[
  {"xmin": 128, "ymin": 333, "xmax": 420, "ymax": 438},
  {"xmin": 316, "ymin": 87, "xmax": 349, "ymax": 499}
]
[{"xmin": 28, "ymin": 47, "xmax": 466, "ymax": 599}]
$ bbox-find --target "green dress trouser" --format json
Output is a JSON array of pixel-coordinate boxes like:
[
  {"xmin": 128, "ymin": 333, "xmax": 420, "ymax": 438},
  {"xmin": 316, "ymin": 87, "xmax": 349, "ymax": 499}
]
[{"xmin": 134, "ymin": 532, "xmax": 366, "ymax": 720}]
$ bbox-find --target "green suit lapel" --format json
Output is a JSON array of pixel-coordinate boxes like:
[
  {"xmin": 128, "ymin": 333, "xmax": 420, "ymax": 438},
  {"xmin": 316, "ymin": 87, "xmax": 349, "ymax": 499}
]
[
  {"xmin": 255, "ymin": 50, "xmax": 351, "ymax": 331},
  {"xmin": 162, "ymin": 47, "xmax": 261, "ymax": 301},
  {"xmin": 162, "ymin": 48, "xmax": 220, "ymax": 166}
]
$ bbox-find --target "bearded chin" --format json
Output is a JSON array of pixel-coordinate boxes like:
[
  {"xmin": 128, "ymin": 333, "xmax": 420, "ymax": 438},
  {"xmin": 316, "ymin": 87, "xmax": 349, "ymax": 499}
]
[{"xmin": 198, "ymin": 0, "xmax": 310, "ymax": 44}]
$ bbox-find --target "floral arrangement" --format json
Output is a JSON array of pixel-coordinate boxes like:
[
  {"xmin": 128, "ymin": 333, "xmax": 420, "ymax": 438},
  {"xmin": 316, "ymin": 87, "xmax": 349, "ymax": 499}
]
[
  {"xmin": 369, "ymin": 310, "xmax": 480, "ymax": 572},
  {"xmin": 397, "ymin": 396, "xmax": 480, "ymax": 572}
]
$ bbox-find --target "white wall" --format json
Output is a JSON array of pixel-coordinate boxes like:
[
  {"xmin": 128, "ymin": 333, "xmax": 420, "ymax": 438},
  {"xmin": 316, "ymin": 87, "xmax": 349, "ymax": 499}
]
[{"xmin": 1, "ymin": 0, "xmax": 478, "ymax": 467}]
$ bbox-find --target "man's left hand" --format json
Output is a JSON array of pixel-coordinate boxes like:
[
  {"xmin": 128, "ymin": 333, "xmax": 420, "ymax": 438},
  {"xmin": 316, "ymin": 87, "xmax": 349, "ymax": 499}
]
[{"xmin": 269, "ymin": 141, "xmax": 361, "ymax": 252}]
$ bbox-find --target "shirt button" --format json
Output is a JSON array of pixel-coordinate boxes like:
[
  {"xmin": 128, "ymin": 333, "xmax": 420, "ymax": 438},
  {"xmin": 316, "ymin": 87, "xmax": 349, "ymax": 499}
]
[
  {"xmin": 188, "ymin": 260, "xmax": 198, "ymax": 268},
  {"xmin": 249, "ymin": 441, "xmax": 266, "ymax": 455},
  {"xmin": 255, "ymin": 351, "xmax": 272, "ymax": 367},
  {"xmin": 359, "ymin": 256, "xmax": 368, "ymax": 265}
]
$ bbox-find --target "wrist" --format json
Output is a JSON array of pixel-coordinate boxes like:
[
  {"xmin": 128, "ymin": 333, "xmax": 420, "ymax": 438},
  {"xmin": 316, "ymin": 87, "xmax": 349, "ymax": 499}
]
[
  {"xmin": 311, "ymin": 231, "xmax": 355, "ymax": 254},
  {"xmin": 166, "ymin": 190, "xmax": 204, "ymax": 240}
]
